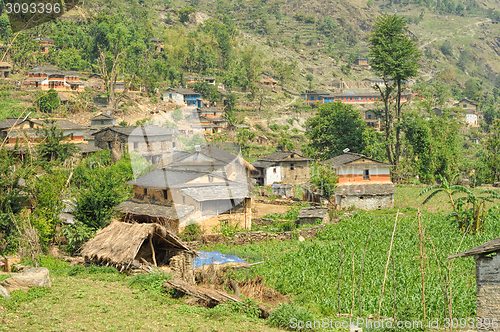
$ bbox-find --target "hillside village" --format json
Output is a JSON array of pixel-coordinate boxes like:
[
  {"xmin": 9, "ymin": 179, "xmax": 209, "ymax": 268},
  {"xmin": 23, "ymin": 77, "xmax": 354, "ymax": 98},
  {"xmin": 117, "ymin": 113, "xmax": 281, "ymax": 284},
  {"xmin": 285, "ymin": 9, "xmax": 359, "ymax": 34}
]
[{"xmin": 4, "ymin": 0, "xmax": 500, "ymax": 331}]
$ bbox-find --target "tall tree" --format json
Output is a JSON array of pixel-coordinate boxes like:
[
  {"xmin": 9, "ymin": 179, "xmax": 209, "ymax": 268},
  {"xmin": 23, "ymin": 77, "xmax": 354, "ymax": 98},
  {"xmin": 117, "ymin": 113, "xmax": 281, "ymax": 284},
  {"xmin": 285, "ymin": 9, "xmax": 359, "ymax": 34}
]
[
  {"xmin": 484, "ymin": 119, "xmax": 500, "ymax": 182},
  {"xmin": 305, "ymin": 101, "xmax": 367, "ymax": 160},
  {"xmin": 369, "ymin": 14, "xmax": 422, "ymax": 168}
]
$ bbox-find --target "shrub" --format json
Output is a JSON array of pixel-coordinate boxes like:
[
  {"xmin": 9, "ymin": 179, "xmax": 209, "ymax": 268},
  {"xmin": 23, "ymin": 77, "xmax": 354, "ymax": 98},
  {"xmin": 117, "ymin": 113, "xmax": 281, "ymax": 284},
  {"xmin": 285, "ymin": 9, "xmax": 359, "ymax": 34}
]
[
  {"xmin": 60, "ymin": 222, "xmax": 96, "ymax": 255},
  {"xmin": 267, "ymin": 303, "xmax": 315, "ymax": 331},
  {"xmin": 178, "ymin": 223, "xmax": 204, "ymax": 242}
]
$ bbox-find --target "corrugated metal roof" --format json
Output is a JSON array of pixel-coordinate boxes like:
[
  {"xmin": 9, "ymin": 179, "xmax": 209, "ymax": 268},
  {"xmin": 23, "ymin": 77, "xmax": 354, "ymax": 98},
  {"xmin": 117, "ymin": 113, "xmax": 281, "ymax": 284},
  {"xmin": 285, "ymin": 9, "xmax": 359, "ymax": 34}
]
[{"xmin": 181, "ymin": 184, "xmax": 249, "ymax": 202}]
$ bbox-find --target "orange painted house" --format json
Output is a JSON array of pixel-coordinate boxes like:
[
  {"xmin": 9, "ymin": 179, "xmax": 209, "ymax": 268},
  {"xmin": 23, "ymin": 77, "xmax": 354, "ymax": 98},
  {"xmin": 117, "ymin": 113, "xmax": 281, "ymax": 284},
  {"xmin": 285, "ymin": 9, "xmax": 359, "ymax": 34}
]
[
  {"xmin": 24, "ymin": 66, "xmax": 84, "ymax": 91},
  {"xmin": 33, "ymin": 37, "xmax": 56, "ymax": 53},
  {"xmin": 324, "ymin": 152, "xmax": 395, "ymax": 210},
  {"xmin": 0, "ymin": 118, "xmax": 86, "ymax": 144}
]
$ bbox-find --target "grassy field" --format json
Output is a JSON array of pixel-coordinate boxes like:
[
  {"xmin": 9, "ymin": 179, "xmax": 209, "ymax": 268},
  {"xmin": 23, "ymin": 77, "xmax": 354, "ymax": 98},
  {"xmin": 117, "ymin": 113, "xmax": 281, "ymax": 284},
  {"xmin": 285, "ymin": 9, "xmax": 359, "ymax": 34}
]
[{"xmin": 0, "ymin": 260, "xmax": 284, "ymax": 332}]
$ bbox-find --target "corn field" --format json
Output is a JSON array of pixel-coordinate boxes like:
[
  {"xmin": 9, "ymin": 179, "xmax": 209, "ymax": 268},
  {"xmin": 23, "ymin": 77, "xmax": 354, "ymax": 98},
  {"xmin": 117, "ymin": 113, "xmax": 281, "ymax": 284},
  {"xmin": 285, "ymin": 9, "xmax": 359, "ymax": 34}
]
[{"xmin": 211, "ymin": 210, "xmax": 500, "ymax": 320}]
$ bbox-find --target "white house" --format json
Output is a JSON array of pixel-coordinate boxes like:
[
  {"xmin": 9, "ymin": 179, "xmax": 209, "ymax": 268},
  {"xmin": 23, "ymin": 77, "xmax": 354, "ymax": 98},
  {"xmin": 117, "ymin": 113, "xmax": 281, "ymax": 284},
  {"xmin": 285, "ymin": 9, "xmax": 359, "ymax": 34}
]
[
  {"xmin": 163, "ymin": 88, "xmax": 202, "ymax": 108},
  {"xmin": 251, "ymin": 151, "xmax": 311, "ymax": 186}
]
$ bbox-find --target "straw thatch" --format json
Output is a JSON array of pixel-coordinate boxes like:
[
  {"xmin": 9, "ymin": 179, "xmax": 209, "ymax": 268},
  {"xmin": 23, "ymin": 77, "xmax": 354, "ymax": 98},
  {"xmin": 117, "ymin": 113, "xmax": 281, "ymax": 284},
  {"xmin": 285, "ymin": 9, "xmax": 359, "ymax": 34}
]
[{"xmin": 80, "ymin": 221, "xmax": 196, "ymax": 271}]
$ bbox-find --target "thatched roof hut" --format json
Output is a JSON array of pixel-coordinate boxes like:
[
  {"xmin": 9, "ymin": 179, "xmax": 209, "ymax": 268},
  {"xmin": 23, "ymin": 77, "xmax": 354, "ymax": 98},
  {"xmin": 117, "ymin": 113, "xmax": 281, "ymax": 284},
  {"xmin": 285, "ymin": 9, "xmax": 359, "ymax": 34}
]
[{"xmin": 80, "ymin": 221, "xmax": 196, "ymax": 275}]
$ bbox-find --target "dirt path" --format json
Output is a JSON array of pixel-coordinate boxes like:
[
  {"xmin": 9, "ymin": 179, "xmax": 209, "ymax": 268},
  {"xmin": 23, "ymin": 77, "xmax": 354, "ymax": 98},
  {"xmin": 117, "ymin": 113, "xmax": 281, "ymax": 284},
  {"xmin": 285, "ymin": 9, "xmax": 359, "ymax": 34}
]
[{"xmin": 253, "ymin": 202, "xmax": 290, "ymax": 218}]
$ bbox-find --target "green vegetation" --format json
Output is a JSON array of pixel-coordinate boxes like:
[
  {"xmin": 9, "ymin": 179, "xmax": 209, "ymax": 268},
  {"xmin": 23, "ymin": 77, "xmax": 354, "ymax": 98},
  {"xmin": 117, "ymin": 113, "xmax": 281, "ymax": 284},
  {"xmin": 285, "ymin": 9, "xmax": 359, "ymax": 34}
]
[{"xmin": 211, "ymin": 210, "xmax": 497, "ymax": 320}]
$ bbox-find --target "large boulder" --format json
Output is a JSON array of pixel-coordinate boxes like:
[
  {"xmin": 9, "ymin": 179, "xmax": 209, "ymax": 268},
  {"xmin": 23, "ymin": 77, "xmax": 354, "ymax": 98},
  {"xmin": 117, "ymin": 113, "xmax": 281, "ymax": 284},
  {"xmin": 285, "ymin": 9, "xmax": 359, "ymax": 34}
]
[{"xmin": 0, "ymin": 267, "xmax": 51, "ymax": 297}]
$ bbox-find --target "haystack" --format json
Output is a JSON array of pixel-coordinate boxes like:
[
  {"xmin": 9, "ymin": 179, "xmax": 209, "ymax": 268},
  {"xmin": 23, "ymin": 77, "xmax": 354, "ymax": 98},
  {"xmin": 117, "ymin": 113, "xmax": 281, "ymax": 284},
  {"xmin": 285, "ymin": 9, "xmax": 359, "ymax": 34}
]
[{"xmin": 80, "ymin": 221, "xmax": 196, "ymax": 279}]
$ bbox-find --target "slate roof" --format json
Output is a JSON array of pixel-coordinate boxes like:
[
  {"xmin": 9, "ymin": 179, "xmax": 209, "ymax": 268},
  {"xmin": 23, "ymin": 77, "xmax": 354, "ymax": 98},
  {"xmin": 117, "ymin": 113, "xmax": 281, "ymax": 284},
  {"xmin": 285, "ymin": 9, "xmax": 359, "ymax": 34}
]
[
  {"xmin": 447, "ymin": 238, "xmax": 500, "ymax": 259},
  {"xmin": 84, "ymin": 129, "xmax": 99, "ymax": 140},
  {"xmin": 128, "ymin": 125, "xmax": 175, "ymax": 137},
  {"xmin": 167, "ymin": 145, "xmax": 241, "ymax": 168},
  {"xmin": 181, "ymin": 184, "xmax": 249, "ymax": 202},
  {"xmin": 457, "ymin": 98, "xmax": 478, "ymax": 107},
  {"xmin": 31, "ymin": 119, "xmax": 87, "ymax": 131},
  {"xmin": 0, "ymin": 62, "xmax": 12, "ymax": 68},
  {"xmin": 324, "ymin": 152, "xmax": 393, "ymax": 167},
  {"xmin": 298, "ymin": 207, "xmax": 329, "ymax": 219},
  {"xmin": 335, "ymin": 183, "xmax": 396, "ymax": 196},
  {"xmin": 252, "ymin": 160, "xmax": 276, "ymax": 169},
  {"xmin": 74, "ymin": 144, "xmax": 102, "ymax": 153},
  {"xmin": 0, "ymin": 118, "xmax": 25, "ymax": 130},
  {"xmin": 129, "ymin": 169, "xmax": 207, "ymax": 189},
  {"xmin": 91, "ymin": 113, "xmax": 117, "ymax": 121},
  {"xmin": 115, "ymin": 200, "xmax": 194, "ymax": 219},
  {"xmin": 166, "ymin": 87, "xmax": 200, "ymax": 95},
  {"xmin": 29, "ymin": 66, "xmax": 78, "ymax": 77},
  {"xmin": 257, "ymin": 151, "xmax": 312, "ymax": 162}
]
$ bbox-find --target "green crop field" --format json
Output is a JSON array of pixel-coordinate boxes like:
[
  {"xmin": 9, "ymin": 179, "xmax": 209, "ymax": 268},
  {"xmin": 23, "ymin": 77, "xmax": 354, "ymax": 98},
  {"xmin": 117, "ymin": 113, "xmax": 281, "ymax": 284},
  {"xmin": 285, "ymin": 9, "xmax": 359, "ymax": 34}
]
[{"xmin": 210, "ymin": 210, "xmax": 499, "ymax": 322}]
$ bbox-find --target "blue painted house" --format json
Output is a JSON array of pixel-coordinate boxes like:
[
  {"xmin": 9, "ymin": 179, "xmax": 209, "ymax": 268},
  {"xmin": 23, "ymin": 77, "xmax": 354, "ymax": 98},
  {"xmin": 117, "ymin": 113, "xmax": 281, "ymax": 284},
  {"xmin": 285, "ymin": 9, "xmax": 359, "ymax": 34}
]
[{"xmin": 163, "ymin": 88, "xmax": 202, "ymax": 107}]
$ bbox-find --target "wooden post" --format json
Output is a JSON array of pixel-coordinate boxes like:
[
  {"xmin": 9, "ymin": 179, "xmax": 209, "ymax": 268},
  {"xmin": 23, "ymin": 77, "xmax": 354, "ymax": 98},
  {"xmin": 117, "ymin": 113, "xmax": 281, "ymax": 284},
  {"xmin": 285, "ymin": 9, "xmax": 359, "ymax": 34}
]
[
  {"xmin": 377, "ymin": 210, "xmax": 399, "ymax": 318},
  {"xmin": 358, "ymin": 218, "xmax": 374, "ymax": 316},
  {"xmin": 338, "ymin": 240, "xmax": 344, "ymax": 316},
  {"xmin": 417, "ymin": 210, "xmax": 426, "ymax": 320},
  {"xmin": 150, "ymin": 235, "xmax": 157, "ymax": 267},
  {"xmin": 350, "ymin": 247, "xmax": 356, "ymax": 317}
]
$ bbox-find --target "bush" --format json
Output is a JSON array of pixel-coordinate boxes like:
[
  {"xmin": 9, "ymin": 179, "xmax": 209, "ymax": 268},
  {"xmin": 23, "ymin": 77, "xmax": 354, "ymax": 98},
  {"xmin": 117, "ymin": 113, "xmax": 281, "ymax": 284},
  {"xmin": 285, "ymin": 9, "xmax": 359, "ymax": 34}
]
[
  {"xmin": 172, "ymin": 108, "xmax": 183, "ymax": 121},
  {"xmin": 60, "ymin": 222, "xmax": 96, "ymax": 255},
  {"xmin": 179, "ymin": 223, "xmax": 204, "ymax": 242},
  {"xmin": 267, "ymin": 303, "xmax": 315, "ymax": 331}
]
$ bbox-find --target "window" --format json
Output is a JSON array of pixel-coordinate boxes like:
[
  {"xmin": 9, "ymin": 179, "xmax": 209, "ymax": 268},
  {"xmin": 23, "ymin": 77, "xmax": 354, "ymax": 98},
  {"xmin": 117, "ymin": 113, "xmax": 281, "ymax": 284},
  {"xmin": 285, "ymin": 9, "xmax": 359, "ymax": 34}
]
[
  {"xmin": 273, "ymin": 168, "xmax": 277, "ymax": 174},
  {"xmin": 163, "ymin": 190, "xmax": 168, "ymax": 200},
  {"xmin": 101, "ymin": 121, "xmax": 104, "ymax": 125},
  {"xmin": 143, "ymin": 188, "xmax": 147, "ymax": 196},
  {"xmin": 182, "ymin": 196, "xmax": 185, "ymax": 204},
  {"xmin": 463, "ymin": 104, "xmax": 467, "ymax": 108},
  {"xmin": 133, "ymin": 142, "xmax": 138, "ymax": 150},
  {"xmin": 311, "ymin": 97, "xmax": 315, "ymax": 100},
  {"xmin": 290, "ymin": 163, "xmax": 295, "ymax": 170},
  {"xmin": 363, "ymin": 169, "xmax": 370, "ymax": 180},
  {"xmin": 172, "ymin": 142, "xmax": 176, "ymax": 148}
]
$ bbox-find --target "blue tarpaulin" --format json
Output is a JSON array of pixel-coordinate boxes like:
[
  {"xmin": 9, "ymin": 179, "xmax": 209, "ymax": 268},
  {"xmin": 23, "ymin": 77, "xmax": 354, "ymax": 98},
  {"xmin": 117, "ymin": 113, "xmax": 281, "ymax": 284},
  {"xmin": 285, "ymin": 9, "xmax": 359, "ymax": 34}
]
[{"xmin": 192, "ymin": 251, "xmax": 248, "ymax": 269}]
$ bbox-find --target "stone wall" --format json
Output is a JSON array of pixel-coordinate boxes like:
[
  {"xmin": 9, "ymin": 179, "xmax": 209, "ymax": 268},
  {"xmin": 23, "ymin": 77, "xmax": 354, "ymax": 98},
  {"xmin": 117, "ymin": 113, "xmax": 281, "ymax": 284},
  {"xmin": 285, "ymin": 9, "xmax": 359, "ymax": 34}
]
[
  {"xmin": 186, "ymin": 225, "xmax": 325, "ymax": 249},
  {"xmin": 170, "ymin": 251, "xmax": 195, "ymax": 284},
  {"xmin": 476, "ymin": 253, "xmax": 500, "ymax": 331},
  {"xmin": 339, "ymin": 194, "xmax": 393, "ymax": 210}
]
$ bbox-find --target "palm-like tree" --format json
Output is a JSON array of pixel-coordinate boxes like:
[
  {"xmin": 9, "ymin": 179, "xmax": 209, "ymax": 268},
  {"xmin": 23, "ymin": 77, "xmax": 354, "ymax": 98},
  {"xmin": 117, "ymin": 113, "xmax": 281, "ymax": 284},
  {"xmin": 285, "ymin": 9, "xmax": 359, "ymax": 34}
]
[
  {"xmin": 419, "ymin": 174, "xmax": 470, "ymax": 209},
  {"xmin": 420, "ymin": 174, "xmax": 500, "ymax": 233}
]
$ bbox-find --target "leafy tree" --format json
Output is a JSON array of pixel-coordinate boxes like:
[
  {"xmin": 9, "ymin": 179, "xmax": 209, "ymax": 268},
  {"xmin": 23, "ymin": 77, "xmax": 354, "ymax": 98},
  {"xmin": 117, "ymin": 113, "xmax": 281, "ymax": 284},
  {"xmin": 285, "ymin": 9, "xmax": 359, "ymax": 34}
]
[
  {"xmin": 463, "ymin": 79, "xmax": 481, "ymax": 101},
  {"xmin": 36, "ymin": 120, "xmax": 77, "ymax": 162},
  {"xmin": 189, "ymin": 81, "xmax": 221, "ymax": 102},
  {"xmin": 305, "ymin": 102, "xmax": 367, "ymax": 160},
  {"xmin": 237, "ymin": 128, "xmax": 255, "ymax": 157},
  {"xmin": 484, "ymin": 119, "xmax": 500, "ymax": 182},
  {"xmin": 306, "ymin": 74, "xmax": 314, "ymax": 90},
  {"xmin": 310, "ymin": 163, "xmax": 338, "ymax": 201},
  {"xmin": 172, "ymin": 108, "xmax": 183, "ymax": 122},
  {"xmin": 369, "ymin": 14, "xmax": 422, "ymax": 167},
  {"xmin": 277, "ymin": 137, "xmax": 294, "ymax": 151},
  {"xmin": 35, "ymin": 89, "xmax": 60, "ymax": 113},
  {"xmin": 73, "ymin": 152, "xmax": 132, "ymax": 230},
  {"xmin": 0, "ymin": 148, "xmax": 32, "ymax": 252},
  {"xmin": 440, "ymin": 41, "xmax": 453, "ymax": 57},
  {"xmin": 179, "ymin": 6, "xmax": 196, "ymax": 23}
]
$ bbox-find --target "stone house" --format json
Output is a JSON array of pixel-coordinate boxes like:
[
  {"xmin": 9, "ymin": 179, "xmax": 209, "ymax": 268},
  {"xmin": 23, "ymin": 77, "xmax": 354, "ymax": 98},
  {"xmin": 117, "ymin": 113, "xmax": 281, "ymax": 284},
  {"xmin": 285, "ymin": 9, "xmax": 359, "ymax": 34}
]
[
  {"xmin": 163, "ymin": 88, "xmax": 202, "ymax": 108},
  {"xmin": 256, "ymin": 135, "xmax": 268, "ymax": 145},
  {"xmin": 92, "ymin": 125, "xmax": 176, "ymax": 165},
  {"xmin": 365, "ymin": 110, "xmax": 384, "ymax": 130},
  {"xmin": 260, "ymin": 77, "xmax": 278, "ymax": 87},
  {"xmin": 90, "ymin": 113, "xmax": 117, "ymax": 129},
  {"xmin": 354, "ymin": 57, "xmax": 371, "ymax": 69},
  {"xmin": 23, "ymin": 66, "xmax": 84, "ymax": 91},
  {"xmin": 455, "ymin": 98, "xmax": 479, "ymax": 127},
  {"xmin": 448, "ymin": 237, "xmax": 500, "ymax": 330},
  {"xmin": 0, "ymin": 117, "xmax": 86, "ymax": 144},
  {"xmin": 166, "ymin": 144, "xmax": 255, "ymax": 181},
  {"xmin": 119, "ymin": 168, "xmax": 252, "ymax": 234},
  {"xmin": 0, "ymin": 62, "xmax": 11, "ymax": 79},
  {"xmin": 324, "ymin": 152, "xmax": 395, "ymax": 210},
  {"xmin": 252, "ymin": 151, "xmax": 312, "ymax": 186},
  {"xmin": 297, "ymin": 207, "xmax": 330, "ymax": 226},
  {"xmin": 33, "ymin": 37, "xmax": 56, "ymax": 53}
]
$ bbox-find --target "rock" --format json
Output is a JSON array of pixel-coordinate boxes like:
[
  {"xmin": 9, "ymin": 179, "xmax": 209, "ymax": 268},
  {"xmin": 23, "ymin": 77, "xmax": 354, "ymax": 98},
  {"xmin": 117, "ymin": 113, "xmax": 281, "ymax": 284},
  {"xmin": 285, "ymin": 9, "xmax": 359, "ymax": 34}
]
[
  {"xmin": 350, "ymin": 324, "xmax": 362, "ymax": 332},
  {"xmin": 0, "ymin": 285, "xmax": 10, "ymax": 298},
  {"xmin": 0, "ymin": 267, "xmax": 51, "ymax": 294},
  {"xmin": 12, "ymin": 264, "xmax": 31, "ymax": 273},
  {"xmin": 298, "ymin": 236, "xmax": 305, "ymax": 242}
]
